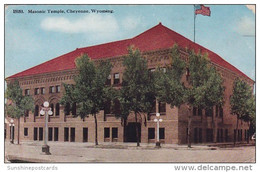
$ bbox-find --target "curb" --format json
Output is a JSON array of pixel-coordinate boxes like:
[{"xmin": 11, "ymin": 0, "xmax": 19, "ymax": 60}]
[{"xmin": 6, "ymin": 155, "xmax": 53, "ymax": 163}]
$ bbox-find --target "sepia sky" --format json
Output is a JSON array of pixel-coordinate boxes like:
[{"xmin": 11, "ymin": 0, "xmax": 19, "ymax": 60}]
[{"xmin": 5, "ymin": 5, "xmax": 255, "ymax": 80}]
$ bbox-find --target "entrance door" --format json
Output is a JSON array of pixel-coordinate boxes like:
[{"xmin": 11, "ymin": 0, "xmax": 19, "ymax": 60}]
[{"xmin": 125, "ymin": 122, "xmax": 141, "ymax": 142}]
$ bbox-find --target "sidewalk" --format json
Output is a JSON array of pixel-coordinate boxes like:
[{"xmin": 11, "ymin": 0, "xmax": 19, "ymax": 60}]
[{"xmin": 5, "ymin": 141, "xmax": 255, "ymax": 163}]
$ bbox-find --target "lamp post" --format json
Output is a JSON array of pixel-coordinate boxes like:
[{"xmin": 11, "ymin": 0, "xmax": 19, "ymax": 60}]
[
  {"xmin": 9, "ymin": 119, "xmax": 14, "ymax": 144},
  {"xmin": 40, "ymin": 101, "xmax": 53, "ymax": 155},
  {"xmin": 154, "ymin": 113, "xmax": 163, "ymax": 148}
]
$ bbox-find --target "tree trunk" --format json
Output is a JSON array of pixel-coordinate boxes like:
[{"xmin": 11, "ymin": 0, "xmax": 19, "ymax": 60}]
[
  {"xmin": 94, "ymin": 114, "xmax": 98, "ymax": 145},
  {"xmin": 187, "ymin": 106, "xmax": 192, "ymax": 148},
  {"xmin": 17, "ymin": 117, "xmax": 20, "ymax": 144},
  {"xmin": 123, "ymin": 118, "xmax": 127, "ymax": 142},
  {"xmin": 234, "ymin": 115, "xmax": 239, "ymax": 146},
  {"xmin": 135, "ymin": 112, "xmax": 140, "ymax": 147}
]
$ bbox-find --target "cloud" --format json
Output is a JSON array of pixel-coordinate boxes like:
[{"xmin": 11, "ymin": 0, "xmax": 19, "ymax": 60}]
[
  {"xmin": 246, "ymin": 5, "xmax": 255, "ymax": 14},
  {"xmin": 121, "ymin": 16, "xmax": 141, "ymax": 31},
  {"xmin": 5, "ymin": 29, "xmax": 40, "ymax": 52},
  {"xmin": 235, "ymin": 16, "xmax": 255, "ymax": 36},
  {"xmin": 41, "ymin": 14, "xmax": 119, "ymax": 38}
]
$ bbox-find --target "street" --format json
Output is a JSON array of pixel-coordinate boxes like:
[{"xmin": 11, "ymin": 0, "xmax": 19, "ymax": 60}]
[{"xmin": 5, "ymin": 141, "xmax": 255, "ymax": 163}]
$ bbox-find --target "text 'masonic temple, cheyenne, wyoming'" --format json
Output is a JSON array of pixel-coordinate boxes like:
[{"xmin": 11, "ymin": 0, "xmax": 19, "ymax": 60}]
[{"xmin": 5, "ymin": 23, "xmax": 254, "ymax": 144}]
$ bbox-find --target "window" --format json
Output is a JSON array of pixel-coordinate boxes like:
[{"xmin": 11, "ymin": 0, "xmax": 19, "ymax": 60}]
[
  {"xmin": 34, "ymin": 127, "xmax": 38, "ymax": 141},
  {"xmin": 219, "ymin": 106, "xmax": 223, "ymax": 117},
  {"xmin": 113, "ymin": 73, "xmax": 120, "ymax": 85},
  {"xmin": 206, "ymin": 129, "xmax": 213, "ymax": 142},
  {"xmin": 199, "ymin": 128, "xmax": 202, "ymax": 143},
  {"xmin": 48, "ymin": 127, "xmax": 53, "ymax": 141},
  {"xmin": 72, "ymin": 102, "xmax": 76, "ymax": 116},
  {"xmin": 240, "ymin": 129, "xmax": 243, "ymax": 141},
  {"xmin": 56, "ymin": 85, "xmax": 60, "ymax": 93},
  {"xmin": 217, "ymin": 129, "xmax": 220, "ymax": 142},
  {"xmin": 104, "ymin": 128, "xmax": 110, "ymax": 138},
  {"xmin": 24, "ymin": 128, "xmax": 28, "ymax": 136},
  {"xmin": 198, "ymin": 107, "xmax": 202, "ymax": 116},
  {"xmin": 106, "ymin": 74, "xmax": 111, "ymax": 85},
  {"xmin": 159, "ymin": 128, "xmax": 165, "ymax": 139},
  {"xmin": 234, "ymin": 129, "xmax": 237, "ymax": 142},
  {"xmin": 112, "ymin": 128, "xmax": 118, "ymax": 140},
  {"xmin": 39, "ymin": 127, "xmax": 43, "ymax": 141},
  {"xmin": 49, "ymin": 86, "xmax": 55, "ymax": 93},
  {"xmin": 70, "ymin": 128, "xmax": 75, "ymax": 142},
  {"xmin": 50, "ymin": 104, "xmax": 54, "ymax": 115},
  {"xmin": 34, "ymin": 105, "xmax": 39, "ymax": 117},
  {"xmin": 206, "ymin": 107, "xmax": 213, "ymax": 117},
  {"xmin": 245, "ymin": 129, "xmax": 247, "ymax": 141},
  {"xmin": 104, "ymin": 100, "xmax": 111, "ymax": 115},
  {"xmin": 64, "ymin": 127, "xmax": 69, "ymax": 142},
  {"xmin": 41, "ymin": 87, "xmax": 45, "ymax": 95},
  {"xmin": 34, "ymin": 88, "xmax": 40, "ymax": 95},
  {"xmin": 83, "ymin": 128, "xmax": 88, "ymax": 142},
  {"xmin": 220, "ymin": 129, "xmax": 223, "ymax": 142},
  {"xmin": 54, "ymin": 127, "xmax": 59, "ymax": 141},
  {"xmin": 225, "ymin": 129, "xmax": 228, "ymax": 142},
  {"xmin": 112, "ymin": 99, "xmax": 121, "ymax": 115},
  {"xmin": 65, "ymin": 103, "xmax": 70, "ymax": 116},
  {"xmin": 194, "ymin": 128, "xmax": 198, "ymax": 143},
  {"xmin": 25, "ymin": 89, "xmax": 30, "ymax": 96},
  {"xmin": 193, "ymin": 107, "xmax": 197, "ymax": 116},
  {"xmin": 216, "ymin": 105, "xmax": 223, "ymax": 117},
  {"xmin": 148, "ymin": 128, "xmax": 155, "ymax": 139},
  {"xmin": 55, "ymin": 103, "xmax": 60, "ymax": 116},
  {"xmin": 159, "ymin": 102, "xmax": 166, "ymax": 114},
  {"xmin": 215, "ymin": 105, "xmax": 219, "ymax": 117},
  {"xmin": 150, "ymin": 98, "xmax": 156, "ymax": 114},
  {"xmin": 24, "ymin": 110, "xmax": 29, "ymax": 117}
]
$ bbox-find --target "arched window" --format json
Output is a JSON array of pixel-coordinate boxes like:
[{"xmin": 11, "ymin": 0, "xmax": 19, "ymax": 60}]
[
  {"xmin": 72, "ymin": 102, "xmax": 76, "ymax": 116},
  {"xmin": 50, "ymin": 103, "xmax": 54, "ymax": 116},
  {"xmin": 34, "ymin": 105, "xmax": 39, "ymax": 116},
  {"xmin": 55, "ymin": 103, "xmax": 60, "ymax": 116},
  {"xmin": 24, "ymin": 110, "xmax": 29, "ymax": 117},
  {"xmin": 112, "ymin": 99, "xmax": 121, "ymax": 115},
  {"xmin": 65, "ymin": 103, "xmax": 70, "ymax": 116}
]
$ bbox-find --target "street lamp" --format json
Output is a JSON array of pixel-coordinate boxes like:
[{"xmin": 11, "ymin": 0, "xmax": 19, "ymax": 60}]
[
  {"xmin": 40, "ymin": 101, "xmax": 53, "ymax": 155},
  {"xmin": 9, "ymin": 119, "xmax": 14, "ymax": 144},
  {"xmin": 154, "ymin": 113, "xmax": 163, "ymax": 148}
]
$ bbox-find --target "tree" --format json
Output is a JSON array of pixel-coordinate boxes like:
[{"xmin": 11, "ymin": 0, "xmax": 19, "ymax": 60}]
[
  {"xmin": 60, "ymin": 54, "xmax": 112, "ymax": 145},
  {"xmin": 5, "ymin": 79, "xmax": 34, "ymax": 144},
  {"xmin": 155, "ymin": 44, "xmax": 224, "ymax": 147},
  {"xmin": 119, "ymin": 47, "xmax": 155, "ymax": 146},
  {"xmin": 230, "ymin": 78, "xmax": 255, "ymax": 145},
  {"xmin": 248, "ymin": 96, "xmax": 256, "ymax": 141}
]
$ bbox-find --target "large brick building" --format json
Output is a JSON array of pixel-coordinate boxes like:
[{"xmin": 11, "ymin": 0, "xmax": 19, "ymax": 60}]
[{"xmin": 5, "ymin": 23, "xmax": 254, "ymax": 144}]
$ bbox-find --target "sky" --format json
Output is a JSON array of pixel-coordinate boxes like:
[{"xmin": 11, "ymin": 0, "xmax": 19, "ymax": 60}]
[{"xmin": 5, "ymin": 4, "xmax": 255, "ymax": 80}]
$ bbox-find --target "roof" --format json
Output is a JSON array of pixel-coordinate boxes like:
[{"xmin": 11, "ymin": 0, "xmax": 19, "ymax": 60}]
[{"xmin": 7, "ymin": 23, "xmax": 253, "ymax": 81}]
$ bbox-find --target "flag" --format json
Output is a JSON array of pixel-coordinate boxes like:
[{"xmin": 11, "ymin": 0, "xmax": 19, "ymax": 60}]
[{"xmin": 195, "ymin": 5, "xmax": 211, "ymax": 16}]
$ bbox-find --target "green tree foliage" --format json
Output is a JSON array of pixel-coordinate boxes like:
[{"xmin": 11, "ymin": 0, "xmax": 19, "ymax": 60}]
[
  {"xmin": 60, "ymin": 54, "xmax": 112, "ymax": 145},
  {"xmin": 155, "ymin": 44, "xmax": 225, "ymax": 147},
  {"xmin": 5, "ymin": 79, "xmax": 34, "ymax": 144},
  {"xmin": 230, "ymin": 78, "xmax": 255, "ymax": 144},
  {"xmin": 154, "ymin": 44, "xmax": 186, "ymax": 108},
  {"xmin": 119, "ymin": 47, "xmax": 155, "ymax": 146}
]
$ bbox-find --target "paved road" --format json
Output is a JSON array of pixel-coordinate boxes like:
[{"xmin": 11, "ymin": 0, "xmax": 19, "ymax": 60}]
[{"xmin": 5, "ymin": 141, "xmax": 255, "ymax": 163}]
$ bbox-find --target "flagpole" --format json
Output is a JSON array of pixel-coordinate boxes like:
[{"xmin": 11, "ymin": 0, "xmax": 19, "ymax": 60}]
[{"xmin": 194, "ymin": 5, "xmax": 196, "ymax": 43}]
